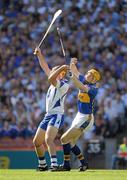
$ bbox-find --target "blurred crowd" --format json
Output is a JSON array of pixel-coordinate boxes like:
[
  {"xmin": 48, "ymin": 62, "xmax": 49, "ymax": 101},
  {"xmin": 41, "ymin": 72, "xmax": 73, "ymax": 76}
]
[{"xmin": 0, "ymin": 0, "xmax": 127, "ymax": 141}]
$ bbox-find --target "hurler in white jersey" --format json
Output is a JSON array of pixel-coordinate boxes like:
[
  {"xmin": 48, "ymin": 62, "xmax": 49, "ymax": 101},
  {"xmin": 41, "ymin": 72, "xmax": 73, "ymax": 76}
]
[
  {"xmin": 46, "ymin": 78, "xmax": 69, "ymax": 115},
  {"xmin": 33, "ymin": 47, "xmax": 69, "ymax": 171}
]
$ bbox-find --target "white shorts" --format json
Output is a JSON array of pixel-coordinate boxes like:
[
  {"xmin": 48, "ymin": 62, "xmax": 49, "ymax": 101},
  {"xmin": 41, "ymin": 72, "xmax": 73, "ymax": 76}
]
[{"xmin": 70, "ymin": 112, "xmax": 94, "ymax": 131}]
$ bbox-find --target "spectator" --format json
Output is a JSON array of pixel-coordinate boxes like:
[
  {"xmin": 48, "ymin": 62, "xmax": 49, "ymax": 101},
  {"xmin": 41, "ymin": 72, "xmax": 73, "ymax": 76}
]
[
  {"xmin": 93, "ymin": 112, "xmax": 107, "ymax": 139},
  {"xmin": 0, "ymin": 0, "xmax": 127, "ymax": 141},
  {"xmin": 111, "ymin": 137, "xmax": 127, "ymax": 169}
]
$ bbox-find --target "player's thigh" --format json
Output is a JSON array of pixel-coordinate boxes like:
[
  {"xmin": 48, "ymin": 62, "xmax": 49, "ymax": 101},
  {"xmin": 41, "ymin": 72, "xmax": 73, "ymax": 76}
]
[
  {"xmin": 33, "ymin": 127, "xmax": 46, "ymax": 146},
  {"xmin": 45, "ymin": 126, "xmax": 58, "ymax": 142},
  {"xmin": 71, "ymin": 131, "xmax": 82, "ymax": 146},
  {"xmin": 61, "ymin": 127, "xmax": 82, "ymax": 143}
]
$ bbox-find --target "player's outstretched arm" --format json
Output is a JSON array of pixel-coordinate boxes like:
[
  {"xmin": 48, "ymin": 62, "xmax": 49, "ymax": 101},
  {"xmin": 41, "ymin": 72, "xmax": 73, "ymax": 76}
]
[
  {"xmin": 71, "ymin": 74, "xmax": 89, "ymax": 92},
  {"xmin": 48, "ymin": 65, "xmax": 69, "ymax": 87},
  {"xmin": 34, "ymin": 47, "xmax": 51, "ymax": 76},
  {"xmin": 70, "ymin": 58, "xmax": 80, "ymax": 78}
]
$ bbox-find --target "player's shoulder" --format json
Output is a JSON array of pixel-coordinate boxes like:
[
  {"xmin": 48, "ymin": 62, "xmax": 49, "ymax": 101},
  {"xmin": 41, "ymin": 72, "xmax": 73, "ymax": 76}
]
[
  {"xmin": 60, "ymin": 79, "xmax": 69, "ymax": 85},
  {"xmin": 56, "ymin": 79, "xmax": 69, "ymax": 89},
  {"xmin": 78, "ymin": 74, "xmax": 85, "ymax": 82}
]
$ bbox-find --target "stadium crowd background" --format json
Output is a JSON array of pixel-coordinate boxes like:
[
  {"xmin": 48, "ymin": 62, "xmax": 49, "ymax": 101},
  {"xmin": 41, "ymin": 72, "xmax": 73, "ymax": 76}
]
[{"xmin": 0, "ymin": 0, "xmax": 127, "ymax": 147}]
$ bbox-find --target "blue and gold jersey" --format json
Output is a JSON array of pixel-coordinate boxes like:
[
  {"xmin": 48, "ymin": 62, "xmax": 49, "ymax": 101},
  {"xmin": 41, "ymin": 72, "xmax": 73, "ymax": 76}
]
[{"xmin": 77, "ymin": 74, "xmax": 98, "ymax": 114}]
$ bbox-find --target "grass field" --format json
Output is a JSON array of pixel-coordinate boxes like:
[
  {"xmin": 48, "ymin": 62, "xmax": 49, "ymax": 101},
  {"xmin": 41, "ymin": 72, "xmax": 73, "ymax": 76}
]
[{"xmin": 0, "ymin": 170, "xmax": 127, "ymax": 180}]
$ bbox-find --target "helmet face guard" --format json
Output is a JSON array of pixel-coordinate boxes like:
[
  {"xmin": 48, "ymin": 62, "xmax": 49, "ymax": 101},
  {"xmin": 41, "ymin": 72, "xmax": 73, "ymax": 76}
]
[
  {"xmin": 51, "ymin": 66, "xmax": 66, "ymax": 79},
  {"xmin": 59, "ymin": 70, "xmax": 66, "ymax": 78}
]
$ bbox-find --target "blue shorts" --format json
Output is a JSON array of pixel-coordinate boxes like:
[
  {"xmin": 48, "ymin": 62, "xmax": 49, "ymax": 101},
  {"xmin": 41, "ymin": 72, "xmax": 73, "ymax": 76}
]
[{"xmin": 39, "ymin": 114, "xmax": 64, "ymax": 131}]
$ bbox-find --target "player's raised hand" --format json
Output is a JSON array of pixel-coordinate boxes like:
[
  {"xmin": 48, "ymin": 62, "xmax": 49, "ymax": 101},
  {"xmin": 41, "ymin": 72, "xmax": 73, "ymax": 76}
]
[
  {"xmin": 34, "ymin": 47, "xmax": 42, "ymax": 56},
  {"xmin": 70, "ymin": 57, "xmax": 80, "ymax": 77},
  {"xmin": 70, "ymin": 58, "xmax": 78, "ymax": 65},
  {"xmin": 70, "ymin": 58, "xmax": 78, "ymax": 71}
]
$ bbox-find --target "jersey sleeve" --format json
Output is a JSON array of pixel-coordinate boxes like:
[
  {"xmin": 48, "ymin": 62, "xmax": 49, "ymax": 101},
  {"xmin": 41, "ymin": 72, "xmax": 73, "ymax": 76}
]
[{"xmin": 78, "ymin": 74, "xmax": 85, "ymax": 83}]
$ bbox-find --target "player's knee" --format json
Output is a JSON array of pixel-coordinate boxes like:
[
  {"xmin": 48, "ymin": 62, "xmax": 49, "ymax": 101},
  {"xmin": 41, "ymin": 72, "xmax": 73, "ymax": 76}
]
[
  {"xmin": 33, "ymin": 137, "xmax": 41, "ymax": 147},
  {"xmin": 70, "ymin": 138, "xmax": 77, "ymax": 146},
  {"xmin": 33, "ymin": 137, "xmax": 37, "ymax": 146},
  {"xmin": 45, "ymin": 136, "xmax": 53, "ymax": 145},
  {"xmin": 61, "ymin": 134, "xmax": 67, "ymax": 144}
]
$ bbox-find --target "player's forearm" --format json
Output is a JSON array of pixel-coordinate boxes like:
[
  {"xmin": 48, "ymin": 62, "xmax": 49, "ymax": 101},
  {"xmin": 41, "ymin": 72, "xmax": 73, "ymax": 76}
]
[
  {"xmin": 71, "ymin": 74, "xmax": 89, "ymax": 92},
  {"xmin": 37, "ymin": 54, "xmax": 50, "ymax": 76},
  {"xmin": 70, "ymin": 63, "xmax": 80, "ymax": 78}
]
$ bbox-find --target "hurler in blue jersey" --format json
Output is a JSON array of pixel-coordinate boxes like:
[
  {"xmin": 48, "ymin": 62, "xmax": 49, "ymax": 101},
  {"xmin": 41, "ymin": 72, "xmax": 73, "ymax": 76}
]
[{"xmin": 60, "ymin": 58, "xmax": 101, "ymax": 171}]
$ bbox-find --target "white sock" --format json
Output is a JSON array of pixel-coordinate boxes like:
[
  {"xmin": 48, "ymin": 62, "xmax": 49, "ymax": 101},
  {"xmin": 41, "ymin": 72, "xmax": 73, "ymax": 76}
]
[
  {"xmin": 51, "ymin": 155, "xmax": 58, "ymax": 167},
  {"xmin": 38, "ymin": 157, "xmax": 47, "ymax": 167}
]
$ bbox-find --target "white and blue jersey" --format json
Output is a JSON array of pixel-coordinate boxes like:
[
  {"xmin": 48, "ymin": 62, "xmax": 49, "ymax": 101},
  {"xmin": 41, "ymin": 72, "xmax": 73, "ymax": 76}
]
[
  {"xmin": 46, "ymin": 79, "xmax": 69, "ymax": 114},
  {"xmin": 39, "ymin": 79, "xmax": 69, "ymax": 130}
]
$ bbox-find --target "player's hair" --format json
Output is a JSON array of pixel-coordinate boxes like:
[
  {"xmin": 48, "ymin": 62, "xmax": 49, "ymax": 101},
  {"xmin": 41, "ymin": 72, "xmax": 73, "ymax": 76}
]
[{"xmin": 88, "ymin": 68, "xmax": 102, "ymax": 81}]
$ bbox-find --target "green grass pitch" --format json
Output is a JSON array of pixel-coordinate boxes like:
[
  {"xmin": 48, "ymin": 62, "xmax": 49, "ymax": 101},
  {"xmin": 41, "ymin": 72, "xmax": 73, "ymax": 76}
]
[{"xmin": 0, "ymin": 170, "xmax": 127, "ymax": 180}]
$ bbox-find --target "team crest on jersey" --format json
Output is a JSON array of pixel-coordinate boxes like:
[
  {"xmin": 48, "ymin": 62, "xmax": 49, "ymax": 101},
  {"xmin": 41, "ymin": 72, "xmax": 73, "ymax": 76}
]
[{"xmin": 78, "ymin": 92, "xmax": 90, "ymax": 103}]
